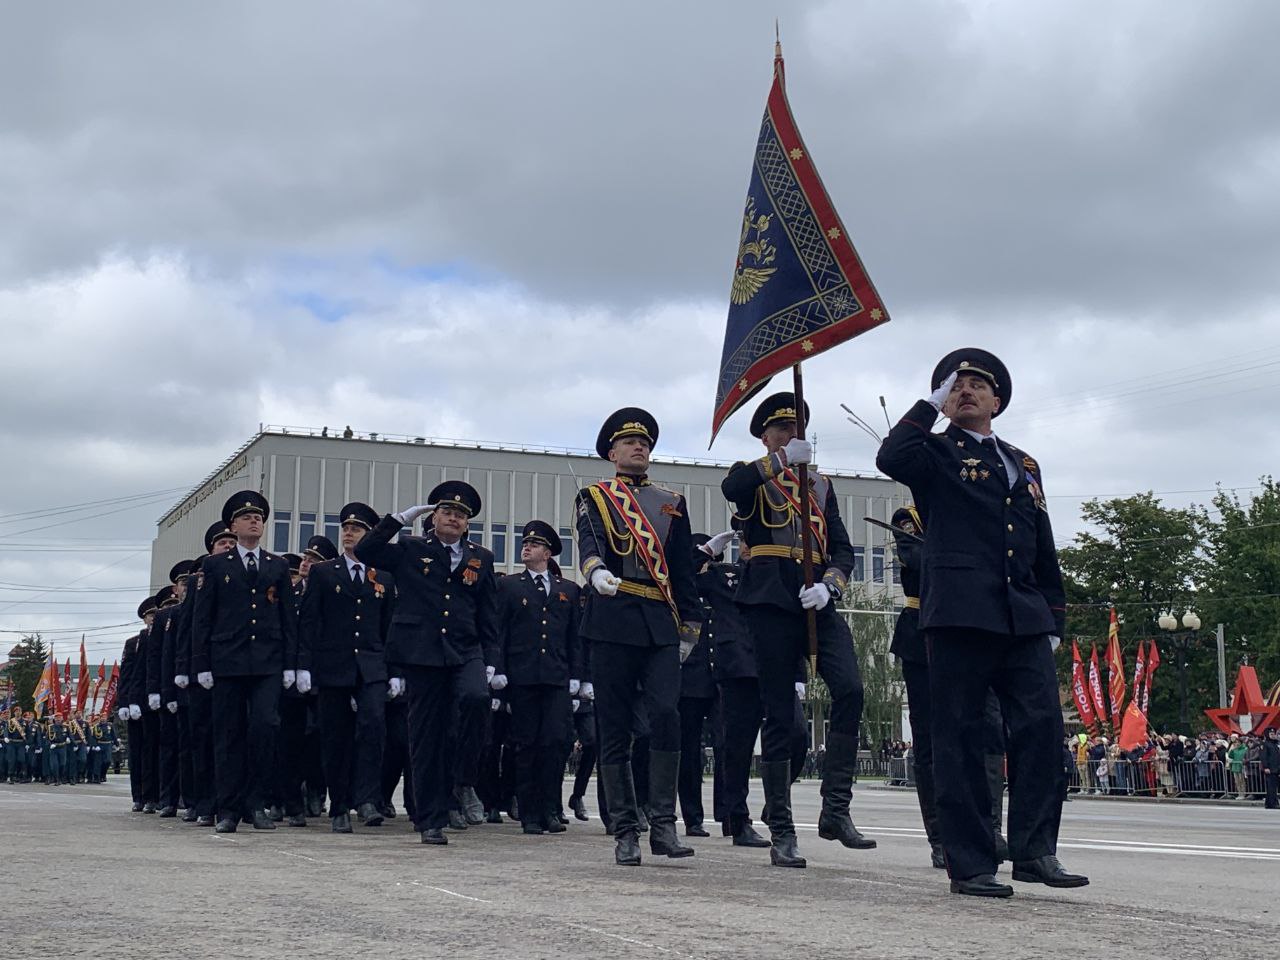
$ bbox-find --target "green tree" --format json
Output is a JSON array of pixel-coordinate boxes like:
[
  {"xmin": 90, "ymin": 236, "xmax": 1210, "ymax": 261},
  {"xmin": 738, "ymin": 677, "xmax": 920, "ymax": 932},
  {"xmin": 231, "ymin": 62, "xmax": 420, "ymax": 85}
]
[{"xmin": 2, "ymin": 634, "xmax": 48, "ymax": 712}]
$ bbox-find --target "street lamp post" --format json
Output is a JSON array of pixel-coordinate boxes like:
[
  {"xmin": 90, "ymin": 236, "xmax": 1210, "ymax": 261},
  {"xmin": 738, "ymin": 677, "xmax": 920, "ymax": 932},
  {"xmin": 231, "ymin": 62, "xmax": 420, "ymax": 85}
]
[{"xmin": 1159, "ymin": 610, "xmax": 1202, "ymax": 728}]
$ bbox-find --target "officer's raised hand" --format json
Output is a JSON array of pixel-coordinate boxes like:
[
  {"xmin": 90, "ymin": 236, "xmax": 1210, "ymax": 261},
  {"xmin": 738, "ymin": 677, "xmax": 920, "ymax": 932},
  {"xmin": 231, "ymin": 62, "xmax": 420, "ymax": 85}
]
[
  {"xmin": 928, "ymin": 370, "xmax": 959, "ymax": 412},
  {"xmin": 392, "ymin": 504, "xmax": 432, "ymax": 526},
  {"xmin": 701, "ymin": 530, "xmax": 736, "ymax": 556}
]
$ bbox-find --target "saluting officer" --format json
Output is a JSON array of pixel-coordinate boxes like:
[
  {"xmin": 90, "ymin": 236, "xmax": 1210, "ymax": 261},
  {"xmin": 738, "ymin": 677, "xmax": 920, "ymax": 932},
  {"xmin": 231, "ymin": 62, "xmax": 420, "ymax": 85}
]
[
  {"xmin": 494, "ymin": 521, "xmax": 584, "ymax": 835},
  {"xmin": 191, "ymin": 490, "xmax": 298, "ymax": 833},
  {"xmin": 722, "ymin": 392, "xmax": 875, "ymax": 868},
  {"xmin": 298, "ymin": 502, "xmax": 398, "ymax": 834},
  {"xmin": 575, "ymin": 407, "xmax": 702, "ymax": 866},
  {"xmin": 876, "ymin": 348, "xmax": 1087, "ymax": 897},
  {"xmin": 355, "ymin": 480, "xmax": 498, "ymax": 846}
]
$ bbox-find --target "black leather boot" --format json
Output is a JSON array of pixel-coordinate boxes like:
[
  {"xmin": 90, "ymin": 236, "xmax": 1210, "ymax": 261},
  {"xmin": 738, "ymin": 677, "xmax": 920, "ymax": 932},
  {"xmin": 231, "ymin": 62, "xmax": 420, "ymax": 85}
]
[
  {"xmin": 915, "ymin": 762, "xmax": 947, "ymax": 869},
  {"xmin": 760, "ymin": 760, "xmax": 805, "ymax": 867},
  {"xmin": 600, "ymin": 763, "xmax": 641, "ymax": 866},
  {"xmin": 816, "ymin": 734, "xmax": 876, "ymax": 849},
  {"xmin": 986, "ymin": 752, "xmax": 1008, "ymax": 863},
  {"xmin": 647, "ymin": 751, "xmax": 694, "ymax": 858},
  {"xmin": 730, "ymin": 817, "xmax": 771, "ymax": 848}
]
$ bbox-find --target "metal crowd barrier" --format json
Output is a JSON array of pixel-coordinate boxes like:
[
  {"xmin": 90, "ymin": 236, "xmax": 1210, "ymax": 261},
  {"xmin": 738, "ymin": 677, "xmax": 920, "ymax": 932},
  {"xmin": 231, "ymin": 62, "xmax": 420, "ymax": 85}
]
[{"xmin": 1067, "ymin": 757, "xmax": 1268, "ymax": 799}]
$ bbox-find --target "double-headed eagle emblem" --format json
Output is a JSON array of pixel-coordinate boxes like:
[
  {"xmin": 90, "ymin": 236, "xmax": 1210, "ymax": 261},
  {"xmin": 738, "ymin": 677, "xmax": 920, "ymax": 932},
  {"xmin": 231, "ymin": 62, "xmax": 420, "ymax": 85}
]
[{"xmin": 731, "ymin": 197, "xmax": 778, "ymax": 305}]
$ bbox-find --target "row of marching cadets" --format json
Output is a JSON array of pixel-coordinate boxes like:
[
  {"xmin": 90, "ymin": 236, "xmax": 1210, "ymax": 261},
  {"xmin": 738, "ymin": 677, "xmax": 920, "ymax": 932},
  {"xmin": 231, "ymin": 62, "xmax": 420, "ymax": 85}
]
[{"xmin": 3, "ymin": 705, "xmax": 119, "ymax": 785}]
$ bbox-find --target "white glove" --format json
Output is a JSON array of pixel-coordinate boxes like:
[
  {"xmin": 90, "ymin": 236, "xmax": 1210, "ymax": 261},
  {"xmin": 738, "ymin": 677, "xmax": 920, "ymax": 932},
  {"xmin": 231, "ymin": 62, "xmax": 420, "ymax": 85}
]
[
  {"xmin": 147, "ymin": 694, "xmax": 161, "ymax": 711},
  {"xmin": 580, "ymin": 682, "xmax": 594, "ymax": 701},
  {"xmin": 490, "ymin": 673, "xmax": 508, "ymax": 691},
  {"xmin": 796, "ymin": 682, "xmax": 807, "ymax": 698},
  {"xmin": 569, "ymin": 679, "xmax": 580, "ymax": 696},
  {"xmin": 128, "ymin": 704, "xmax": 142, "ymax": 720},
  {"xmin": 491, "ymin": 698, "xmax": 502, "ymax": 712},
  {"xmin": 166, "ymin": 701, "xmax": 178, "ymax": 714},
  {"xmin": 117, "ymin": 708, "xmax": 129, "ymax": 722},
  {"xmin": 388, "ymin": 677, "xmax": 404, "ymax": 698},
  {"xmin": 798, "ymin": 584, "xmax": 830, "ymax": 611},
  {"xmin": 174, "ymin": 674, "xmax": 189, "ymax": 689},
  {"xmin": 350, "ymin": 696, "xmax": 358, "ymax": 712},
  {"xmin": 485, "ymin": 665, "xmax": 496, "ymax": 684},
  {"xmin": 590, "ymin": 567, "xmax": 620, "ymax": 596},
  {"xmin": 781, "ymin": 437, "xmax": 812, "ymax": 466},
  {"xmin": 703, "ymin": 530, "xmax": 736, "ymax": 556},
  {"xmin": 295, "ymin": 670, "xmax": 312, "ymax": 694},
  {"xmin": 393, "ymin": 504, "xmax": 432, "ymax": 526},
  {"xmin": 1049, "ymin": 635, "xmax": 1062, "ymax": 652},
  {"xmin": 282, "ymin": 669, "xmax": 296, "ymax": 690},
  {"xmin": 929, "ymin": 371, "xmax": 959, "ymax": 411},
  {"xmin": 197, "ymin": 672, "xmax": 213, "ymax": 690}
]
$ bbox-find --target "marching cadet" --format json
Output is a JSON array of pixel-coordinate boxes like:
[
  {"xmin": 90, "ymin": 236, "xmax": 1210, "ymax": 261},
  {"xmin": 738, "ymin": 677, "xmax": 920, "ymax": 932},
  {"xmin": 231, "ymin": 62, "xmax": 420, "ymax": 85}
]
[
  {"xmin": 722, "ymin": 392, "xmax": 875, "ymax": 868},
  {"xmin": 876, "ymin": 348, "xmax": 1087, "ymax": 897},
  {"xmin": 174, "ymin": 522, "xmax": 239, "ymax": 827},
  {"xmin": 494, "ymin": 521, "xmax": 584, "ymax": 835},
  {"xmin": 149, "ymin": 575, "xmax": 188, "ymax": 817},
  {"xmin": 162, "ymin": 558, "xmax": 201, "ymax": 820},
  {"xmin": 191, "ymin": 490, "xmax": 298, "ymax": 833},
  {"xmin": 576, "ymin": 407, "xmax": 702, "ymax": 866},
  {"xmin": 46, "ymin": 713, "xmax": 70, "ymax": 784},
  {"xmin": 68, "ymin": 711, "xmax": 88, "ymax": 783},
  {"xmin": 26, "ymin": 711, "xmax": 43, "ymax": 784},
  {"xmin": 140, "ymin": 585, "xmax": 178, "ymax": 809},
  {"xmin": 355, "ymin": 480, "xmax": 498, "ymax": 846},
  {"xmin": 4, "ymin": 706, "xmax": 26, "ymax": 783},
  {"xmin": 298, "ymin": 535, "xmax": 338, "ymax": 818},
  {"xmin": 90, "ymin": 713, "xmax": 113, "ymax": 783},
  {"xmin": 120, "ymin": 595, "xmax": 157, "ymax": 810},
  {"xmin": 298, "ymin": 502, "xmax": 398, "ymax": 834}
]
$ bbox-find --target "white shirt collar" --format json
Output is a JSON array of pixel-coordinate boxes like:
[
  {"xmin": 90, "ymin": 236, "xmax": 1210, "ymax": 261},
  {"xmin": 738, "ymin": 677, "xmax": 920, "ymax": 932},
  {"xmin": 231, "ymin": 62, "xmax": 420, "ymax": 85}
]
[
  {"xmin": 961, "ymin": 427, "xmax": 997, "ymax": 444},
  {"xmin": 236, "ymin": 543, "xmax": 260, "ymax": 562},
  {"xmin": 344, "ymin": 555, "xmax": 363, "ymax": 574}
]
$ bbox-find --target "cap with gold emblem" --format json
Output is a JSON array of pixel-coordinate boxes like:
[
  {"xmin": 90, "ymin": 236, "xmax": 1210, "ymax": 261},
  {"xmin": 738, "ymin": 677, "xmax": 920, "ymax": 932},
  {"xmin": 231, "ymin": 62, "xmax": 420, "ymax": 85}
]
[
  {"xmin": 304, "ymin": 536, "xmax": 338, "ymax": 562},
  {"xmin": 283, "ymin": 553, "xmax": 303, "ymax": 575},
  {"xmin": 749, "ymin": 391, "xmax": 811, "ymax": 439},
  {"xmin": 155, "ymin": 585, "xmax": 178, "ymax": 609},
  {"xmin": 221, "ymin": 490, "xmax": 270, "ymax": 526},
  {"xmin": 520, "ymin": 520, "xmax": 562, "ymax": 556},
  {"xmin": 203, "ymin": 521, "xmax": 236, "ymax": 553},
  {"xmin": 931, "ymin": 348, "xmax": 1011, "ymax": 416},
  {"xmin": 595, "ymin": 407, "xmax": 659, "ymax": 459},
  {"xmin": 137, "ymin": 596, "xmax": 159, "ymax": 620},
  {"xmin": 168, "ymin": 559, "xmax": 196, "ymax": 585},
  {"xmin": 428, "ymin": 480, "xmax": 482, "ymax": 519},
  {"xmin": 338, "ymin": 501, "xmax": 379, "ymax": 531}
]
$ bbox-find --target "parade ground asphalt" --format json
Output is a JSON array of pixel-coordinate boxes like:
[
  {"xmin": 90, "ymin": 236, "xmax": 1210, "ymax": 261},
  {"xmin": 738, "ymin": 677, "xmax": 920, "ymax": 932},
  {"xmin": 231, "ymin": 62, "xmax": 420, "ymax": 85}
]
[{"xmin": 3, "ymin": 778, "xmax": 1277, "ymax": 960}]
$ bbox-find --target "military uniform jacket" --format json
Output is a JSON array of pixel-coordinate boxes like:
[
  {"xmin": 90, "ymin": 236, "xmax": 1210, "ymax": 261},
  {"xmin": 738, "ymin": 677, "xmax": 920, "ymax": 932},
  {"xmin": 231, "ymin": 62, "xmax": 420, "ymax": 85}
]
[
  {"xmin": 679, "ymin": 623, "xmax": 716, "ymax": 698},
  {"xmin": 172, "ymin": 584, "xmax": 198, "ymax": 695},
  {"xmin": 889, "ymin": 526, "xmax": 926, "ymax": 664},
  {"xmin": 191, "ymin": 548, "xmax": 298, "ymax": 677},
  {"xmin": 46, "ymin": 721, "xmax": 68, "ymax": 748},
  {"xmin": 161, "ymin": 595, "xmax": 191, "ymax": 704},
  {"xmin": 495, "ymin": 570, "xmax": 584, "ymax": 687},
  {"xmin": 297, "ymin": 558, "xmax": 396, "ymax": 687},
  {"xmin": 875, "ymin": 399, "xmax": 1066, "ymax": 639},
  {"xmin": 721, "ymin": 454, "xmax": 855, "ymax": 612},
  {"xmin": 119, "ymin": 631, "xmax": 145, "ymax": 708},
  {"xmin": 574, "ymin": 475, "xmax": 701, "ymax": 647},
  {"xmin": 694, "ymin": 560, "xmax": 758, "ymax": 682},
  {"xmin": 355, "ymin": 515, "xmax": 499, "ymax": 669},
  {"xmin": 147, "ymin": 605, "xmax": 179, "ymax": 701}
]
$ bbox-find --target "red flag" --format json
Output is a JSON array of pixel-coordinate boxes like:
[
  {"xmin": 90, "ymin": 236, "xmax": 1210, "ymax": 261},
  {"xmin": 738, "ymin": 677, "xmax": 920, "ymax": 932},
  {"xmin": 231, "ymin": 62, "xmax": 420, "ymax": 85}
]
[
  {"xmin": 1105, "ymin": 608, "xmax": 1126, "ymax": 727},
  {"xmin": 1118, "ymin": 701, "xmax": 1149, "ymax": 752},
  {"xmin": 47, "ymin": 650, "xmax": 62, "ymax": 719},
  {"xmin": 1087, "ymin": 644, "xmax": 1108, "ymax": 726},
  {"xmin": 60, "ymin": 658, "xmax": 73, "ymax": 716},
  {"xmin": 75, "ymin": 638, "xmax": 91, "ymax": 712},
  {"xmin": 1143, "ymin": 639, "xmax": 1160, "ymax": 715},
  {"xmin": 1070, "ymin": 640, "xmax": 1098, "ymax": 732},
  {"xmin": 102, "ymin": 661, "xmax": 120, "ymax": 716},
  {"xmin": 1130, "ymin": 639, "xmax": 1147, "ymax": 707},
  {"xmin": 90, "ymin": 660, "xmax": 106, "ymax": 710}
]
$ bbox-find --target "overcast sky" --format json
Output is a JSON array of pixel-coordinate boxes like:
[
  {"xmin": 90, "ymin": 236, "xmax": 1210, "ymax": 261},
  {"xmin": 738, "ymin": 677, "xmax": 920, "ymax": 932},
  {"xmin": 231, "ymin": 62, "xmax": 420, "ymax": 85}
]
[{"xmin": 3, "ymin": 1, "xmax": 1278, "ymax": 664}]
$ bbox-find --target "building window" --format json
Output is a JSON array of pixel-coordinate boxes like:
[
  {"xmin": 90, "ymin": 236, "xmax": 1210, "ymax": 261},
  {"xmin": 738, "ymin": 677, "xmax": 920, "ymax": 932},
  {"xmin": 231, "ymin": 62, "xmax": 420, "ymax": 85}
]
[
  {"xmin": 852, "ymin": 546, "xmax": 865, "ymax": 582},
  {"xmin": 273, "ymin": 511, "xmax": 292, "ymax": 553},
  {"xmin": 558, "ymin": 526, "xmax": 574, "ymax": 570},
  {"xmin": 872, "ymin": 546, "xmax": 885, "ymax": 583},
  {"xmin": 492, "ymin": 523, "xmax": 508, "ymax": 565},
  {"xmin": 468, "ymin": 521, "xmax": 484, "ymax": 546},
  {"xmin": 324, "ymin": 513, "xmax": 340, "ymax": 544},
  {"xmin": 299, "ymin": 512, "xmax": 316, "ymax": 546}
]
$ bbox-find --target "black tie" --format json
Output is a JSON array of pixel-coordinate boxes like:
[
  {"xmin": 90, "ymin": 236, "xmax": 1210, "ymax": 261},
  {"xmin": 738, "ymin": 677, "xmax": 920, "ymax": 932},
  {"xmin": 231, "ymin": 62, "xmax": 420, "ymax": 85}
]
[
  {"xmin": 352, "ymin": 564, "xmax": 363, "ymax": 586},
  {"xmin": 246, "ymin": 552, "xmax": 258, "ymax": 585},
  {"xmin": 982, "ymin": 437, "xmax": 1001, "ymax": 466}
]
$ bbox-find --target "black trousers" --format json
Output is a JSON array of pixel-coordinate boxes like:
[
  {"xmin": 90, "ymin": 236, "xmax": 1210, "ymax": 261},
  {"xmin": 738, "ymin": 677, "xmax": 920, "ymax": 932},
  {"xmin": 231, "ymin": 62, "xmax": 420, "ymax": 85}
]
[
  {"xmin": 403, "ymin": 661, "xmax": 488, "ymax": 831},
  {"xmin": 927, "ymin": 629, "xmax": 1064, "ymax": 881},
  {"xmin": 593, "ymin": 641, "xmax": 680, "ymax": 763},
  {"xmin": 157, "ymin": 708, "xmax": 181, "ymax": 809},
  {"xmin": 317, "ymin": 681, "xmax": 386, "ymax": 813},
  {"xmin": 718, "ymin": 676, "xmax": 766, "ymax": 825},
  {"xmin": 175, "ymin": 704, "xmax": 194, "ymax": 808},
  {"xmin": 126, "ymin": 718, "xmax": 144, "ymax": 802},
  {"xmin": 570, "ymin": 707, "xmax": 597, "ymax": 801},
  {"xmin": 476, "ymin": 703, "xmax": 510, "ymax": 813},
  {"xmin": 1264, "ymin": 771, "xmax": 1278, "ymax": 809},
  {"xmin": 677, "ymin": 694, "xmax": 720, "ymax": 827},
  {"xmin": 749, "ymin": 604, "xmax": 863, "ymax": 762},
  {"xmin": 140, "ymin": 710, "xmax": 160, "ymax": 803},
  {"xmin": 187, "ymin": 685, "xmax": 216, "ymax": 817},
  {"xmin": 381, "ymin": 697, "xmax": 414, "ymax": 819},
  {"xmin": 507, "ymin": 684, "xmax": 570, "ymax": 823},
  {"xmin": 275, "ymin": 694, "xmax": 309, "ymax": 815},
  {"xmin": 450, "ymin": 658, "xmax": 489, "ymax": 792},
  {"xmin": 211, "ymin": 674, "xmax": 280, "ymax": 822}
]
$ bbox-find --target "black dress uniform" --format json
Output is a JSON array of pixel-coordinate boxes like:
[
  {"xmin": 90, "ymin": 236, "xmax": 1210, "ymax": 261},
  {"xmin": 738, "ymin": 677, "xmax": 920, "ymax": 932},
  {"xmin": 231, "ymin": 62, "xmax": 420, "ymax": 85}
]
[
  {"xmin": 494, "ymin": 521, "xmax": 583, "ymax": 833},
  {"xmin": 191, "ymin": 491, "xmax": 297, "ymax": 831},
  {"xmin": 876, "ymin": 347, "xmax": 1084, "ymax": 894},
  {"xmin": 354, "ymin": 480, "xmax": 498, "ymax": 843},
  {"xmin": 270, "ymin": 551, "xmax": 312, "ymax": 825},
  {"xmin": 299, "ymin": 503, "xmax": 397, "ymax": 831},
  {"xmin": 576, "ymin": 408, "xmax": 702, "ymax": 865},
  {"xmin": 121, "ymin": 596, "xmax": 157, "ymax": 810},
  {"xmin": 161, "ymin": 561, "xmax": 198, "ymax": 818},
  {"xmin": 721, "ymin": 392, "xmax": 874, "ymax": 867},
  {"xmin": 676, "ymin": 545, "xmax": 721, "ymax": 836},
  {"xmin": 153, "ymin": 566, "xmax": 193, "ymax": 817}
]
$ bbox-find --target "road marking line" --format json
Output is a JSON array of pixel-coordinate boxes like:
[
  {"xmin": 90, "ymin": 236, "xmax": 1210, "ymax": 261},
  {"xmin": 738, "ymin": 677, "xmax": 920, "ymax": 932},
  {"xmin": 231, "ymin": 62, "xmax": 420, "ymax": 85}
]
[
  {"xmin": 409, "ymin": 880, "xmax": 492, "ymax": 903},
  {"xmin": 565, "ymin": 922, "xmax": 695, "ymax": 957}
]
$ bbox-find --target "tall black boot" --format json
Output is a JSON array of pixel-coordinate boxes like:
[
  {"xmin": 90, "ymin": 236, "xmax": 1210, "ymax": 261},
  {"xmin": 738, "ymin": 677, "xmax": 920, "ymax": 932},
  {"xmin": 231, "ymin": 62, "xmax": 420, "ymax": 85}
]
[
  {"xmin": 986, "ymin": 752, "xmax": 1008, "ymax": 863},
  {"xmin": 816, "ymin": 733, "xmax": 876, "ymax": 849},
  {"xmin": 760, "ymin": 760, "xmax": 804, "ymax": 867},
  {"xmin": 599, "ymin": 763, "xmax": 641, "ymax": 866},
  {"xmin": 647, "ymin": 751, "xmax": 694, "ymax": 858},
  {"xmin": 914, "ymin": 762, "xmax": 946, "ymax": 869}
]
